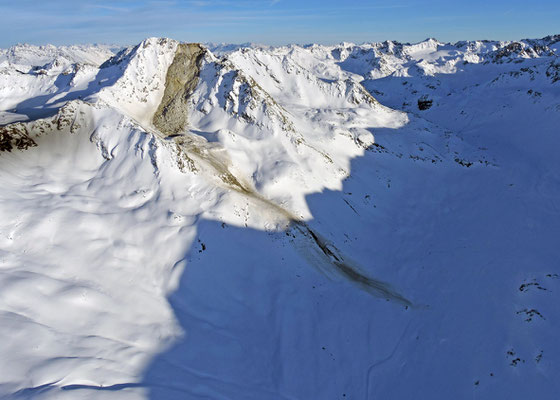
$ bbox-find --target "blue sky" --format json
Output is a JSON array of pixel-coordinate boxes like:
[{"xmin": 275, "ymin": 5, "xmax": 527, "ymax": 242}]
[{"xmin": 1, "ymin": 0, "xmax": 559, "ymax": 47}]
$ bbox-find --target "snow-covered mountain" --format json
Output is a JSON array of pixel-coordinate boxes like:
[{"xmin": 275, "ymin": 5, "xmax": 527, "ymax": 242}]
[{"xmin": 0, "ymin": 35, "xmax": 559, "ymax": 399}]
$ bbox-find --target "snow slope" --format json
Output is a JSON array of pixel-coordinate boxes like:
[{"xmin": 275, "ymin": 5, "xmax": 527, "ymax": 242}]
[{"xmin": 0, "ymin": 35, "xmax": 559, "ymax": 399}]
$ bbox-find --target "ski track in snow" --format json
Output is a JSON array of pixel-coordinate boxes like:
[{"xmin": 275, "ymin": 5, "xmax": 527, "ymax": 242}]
[{"xmin": 0, "ymin": 35, "xmax": 560, "ymax": 399}]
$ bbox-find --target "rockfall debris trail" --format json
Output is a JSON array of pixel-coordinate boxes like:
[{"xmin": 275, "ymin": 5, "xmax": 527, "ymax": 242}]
[{"xmin": 154, "ymin": 43, "xmax": 413, "ymax": 307}]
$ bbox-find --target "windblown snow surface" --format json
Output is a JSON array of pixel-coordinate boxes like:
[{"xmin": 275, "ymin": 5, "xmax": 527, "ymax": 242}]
[{"xmin": 1, "ymin": 36, "xmax": 560, "ymax": 399}]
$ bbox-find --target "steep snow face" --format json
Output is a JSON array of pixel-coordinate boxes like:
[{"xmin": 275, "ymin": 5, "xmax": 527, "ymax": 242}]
[
  {"xmin": 0, "ymin": 38, "xmax": 177, "ymax": 126},
  {"xmin": 1, "ymin": 36, "xmax": 560, "ymax": 400},
  {"xmin": 94, "ymin": 38, "xmax": 180, "ymax": 128},
  {"xmin": 186, "ymin": 47, "xmax": 406, "ymax": 218}
]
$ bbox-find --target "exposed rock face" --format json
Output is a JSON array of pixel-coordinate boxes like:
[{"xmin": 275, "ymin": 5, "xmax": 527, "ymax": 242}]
[
  {"xmin": 547, "ymin": 61, "xmax": 560, "ymax": 83},
  {"xmin": 152, "ymin": 43, "xmax": 205, "ymax": 135},
  {"xmin": 0, "ymin": 124, "xmax": 36, "ymax": 152},
  {"xmin": 417, "ymin": 96, "xmax": 433, "ymax": 110},
  {"xmin": 0, "ymin": 101, "xmax": 85, "ymax": 152}
]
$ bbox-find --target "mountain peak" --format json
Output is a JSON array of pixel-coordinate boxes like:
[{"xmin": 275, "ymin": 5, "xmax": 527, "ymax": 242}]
[{"xmin": 1, "ymin": 35, "xmax": 560, "ymax": 399}]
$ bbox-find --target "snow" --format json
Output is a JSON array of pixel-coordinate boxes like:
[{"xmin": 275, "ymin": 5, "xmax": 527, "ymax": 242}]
[{"xmin": 0, "ymin": 35, "xmax": 559, "ymax": 399}]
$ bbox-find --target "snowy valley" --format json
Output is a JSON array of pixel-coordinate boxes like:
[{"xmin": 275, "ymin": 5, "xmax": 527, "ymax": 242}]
[{"xmin": 0, "ymin": 35, "xmax": 560, "ymax": 399}]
